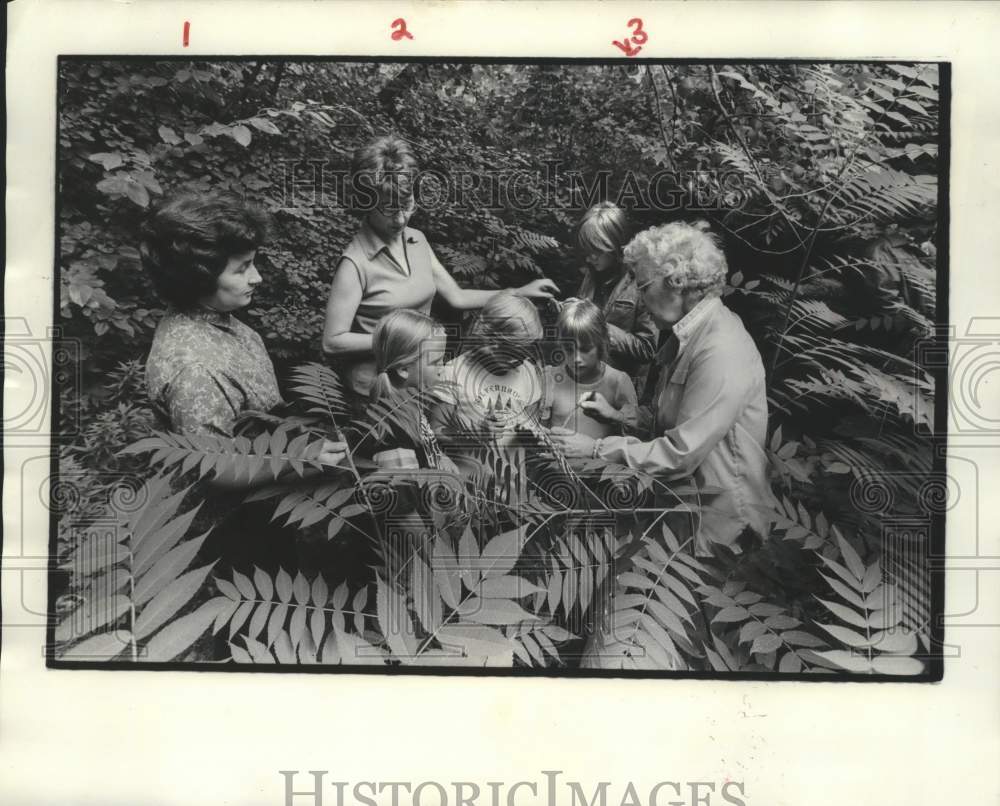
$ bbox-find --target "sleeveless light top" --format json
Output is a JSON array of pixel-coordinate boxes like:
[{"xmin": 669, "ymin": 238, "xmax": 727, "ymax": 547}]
[{"xmin": 334, "ymin": 223, "xmax": 437, "ymax": 397}]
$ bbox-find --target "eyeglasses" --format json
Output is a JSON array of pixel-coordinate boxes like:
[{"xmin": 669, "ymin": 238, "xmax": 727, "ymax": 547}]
[{"xmin": 628, "ymin": 270, "xmax": 657, "ymax": 293}]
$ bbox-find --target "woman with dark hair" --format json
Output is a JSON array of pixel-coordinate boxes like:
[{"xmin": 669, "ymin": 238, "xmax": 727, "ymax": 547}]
[
  {"xmin": 142, "ymin": 191, "xmax": 345, "ymax": 464},
  {"xmin": 321, "ymin": 135, "xmax": 559, "ymax": 406}
]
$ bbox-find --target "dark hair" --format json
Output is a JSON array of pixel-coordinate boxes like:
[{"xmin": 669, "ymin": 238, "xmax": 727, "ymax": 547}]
[
  {"xmin": 139, "ymin": 191, "xmax": 271, "ymax": 309},
  {"xmin": 348, "ymin": 135, "xmax": 417, "ymax": 217}
]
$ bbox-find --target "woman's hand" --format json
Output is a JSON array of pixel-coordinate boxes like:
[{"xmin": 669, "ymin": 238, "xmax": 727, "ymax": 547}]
[
  {"xmin": 514, "ymin": 278, "xmax": 560, "ymax": 299},
  {"xmin": 548, "ymin": 426, "xmax": 597, "ymax": 458},
  {"xmin": 579, "ymin": 391, "xmax": 621, "ymax": 425},
  {"xmin": 317, "ymin": 439, "xmax": 349, "ymax": 467}
]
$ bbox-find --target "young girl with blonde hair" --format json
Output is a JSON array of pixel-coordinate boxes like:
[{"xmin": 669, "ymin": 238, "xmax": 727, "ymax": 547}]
[
  {"xmin": 368, "ymin": 308, "xmax": 451, "ymax": 471},
  {"xmin": 542, "ymin": 299, "xmax": 638, "ymax": 439}
]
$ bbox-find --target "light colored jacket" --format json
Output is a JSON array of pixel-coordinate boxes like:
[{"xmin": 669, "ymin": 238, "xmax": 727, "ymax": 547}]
[{"xmin": 595, "ymin": 296, "xmax": 774, "ymax": 553}]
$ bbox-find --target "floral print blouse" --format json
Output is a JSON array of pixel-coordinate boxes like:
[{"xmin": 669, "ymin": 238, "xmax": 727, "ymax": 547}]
[{"xmin": 146, "ymin": 307, "xmax": 282, "ymax": 436}]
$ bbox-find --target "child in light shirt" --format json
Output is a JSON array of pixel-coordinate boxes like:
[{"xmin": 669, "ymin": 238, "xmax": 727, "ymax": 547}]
[
  {"xmin": 542, "ymin": 299, "xmax": 638, "ymax": 439},
  {"xmin": 432, "ymin": 291, "xmax": 545, "ymax": 444}
]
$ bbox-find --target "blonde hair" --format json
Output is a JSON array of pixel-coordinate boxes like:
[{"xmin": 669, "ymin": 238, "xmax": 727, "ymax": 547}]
[
  {"xmin": 624, "ymin": 221, "xmax": 727, "ymax": 296},
  {"xmin": 577, "ymin": 202, "xmax": 629, "ymax": 255},
  {"xmin": 371, "ymin": 309, "xmax": 439, "ymax": 405},
  {"xmin": 467, "ymin": 291, "xmax": 543, "ymax": 347},
  {"xmin": 556, "ymin": 299, "xmax": 608, "ymax": 361}
]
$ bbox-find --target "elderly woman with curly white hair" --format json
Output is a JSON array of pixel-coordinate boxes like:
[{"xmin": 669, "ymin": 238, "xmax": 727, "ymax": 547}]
[{"xmin": 549, "ymin": 221, "xmax": 773, "ymax": 555}]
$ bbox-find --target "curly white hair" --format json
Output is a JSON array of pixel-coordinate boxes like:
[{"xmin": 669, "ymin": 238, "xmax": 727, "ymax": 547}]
[{"xmin": 623, "ymin": 222, "xmax": 728, "ymax": 295}]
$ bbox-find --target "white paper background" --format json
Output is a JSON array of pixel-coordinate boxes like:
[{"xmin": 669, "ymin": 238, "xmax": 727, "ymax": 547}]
[{"xmin": 4, "ymin": 2, "xmax": 1000, "ymax": 804}]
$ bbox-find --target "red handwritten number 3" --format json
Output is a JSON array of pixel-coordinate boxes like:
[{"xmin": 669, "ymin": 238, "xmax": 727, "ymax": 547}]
[
  {"xmin": 612, "ymin": 18, "xmax": 646, "ymax": 57},
  {"xmin": 628, "ymin": 18, "xmax": 647, "ymax": 45},
  {"xmin": 391, "ymin": 18, "xmax": 413, "ymax": 40}
]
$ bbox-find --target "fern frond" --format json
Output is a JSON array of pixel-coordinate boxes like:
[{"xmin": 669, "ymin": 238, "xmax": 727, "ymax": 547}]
[
  {"xmin": 217, "ymin": 568, "xmax": 386, "ymax": 665},
  {"xmin": 769, "ymin": 495, "xmax": 836, "ymax": 550},
  {"xmin": 828, "ymin": 168, "xmax": 936, "ymax": 225},
  {"xmin": 701, "ymin": 580, "xmax": 822, "ymax": 673},
  {"xmin": 507, "ymin": 623, "xmax": 574, "ymax": 667},
  {"xmin": 785, "ymin": 299, "xmax": 850, "ymax": 335},
  {"xmin": 581, "ymin": 523, "xmax": 708, "ymax": 670},
  {"xmin": 804, "ymin": 535, "xmax": 925, "ymax": 675},
  {"xmin": 434, "ymin": 245, "xmax": 488, "ymax": 279},
  {"xmin": 509, "ymin": 225, "xmax": 561, "ymax": 253},
  {"xmin": 288, "ymin": 362, "xmax": 352, "ymax": 428},
  {"xmin": 54, "ymin": 474, "xmax": 226, "ymax": 663},
  {"xmin": 121, "ymin": 428, "xmax": 331, "ymax": 482}
]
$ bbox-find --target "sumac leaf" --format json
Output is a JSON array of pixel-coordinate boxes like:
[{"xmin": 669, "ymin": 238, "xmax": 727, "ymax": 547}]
[
  {"xmin": 141, "ymin": 598, "xmax": 228, "ymax": 662},
  {"xmin": 134, "ymin": 562, "xmax": 216, "ymax": 640},
  {"xmin": 713, "ymin": 606, "xmax": 750, "ymax": 623}
]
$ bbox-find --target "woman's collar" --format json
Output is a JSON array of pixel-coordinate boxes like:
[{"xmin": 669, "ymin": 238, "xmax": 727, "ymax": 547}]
[
  {"xmin": 188, "ymin": 305, "xmax": 235, "ymax": 327},
  {"xmin": 672, "ymin": 295, "xmax": 722, "ymax": 350},
  {"xmin": 359, "ymin": 221, "xmax": 417, "ymax": 259}
]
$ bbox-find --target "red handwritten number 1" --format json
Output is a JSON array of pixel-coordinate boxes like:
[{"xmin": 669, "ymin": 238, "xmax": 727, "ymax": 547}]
[
  {"xmin": 612, "ymin": 18, "xmax": 646, "ymax": 57},
  {"xmin": 391, "ymin": 18, "xmax": 413, "ymax": 40},
  {"xmin": 183, "ymin": 21, "xmax": 190, "ymax": 47}
]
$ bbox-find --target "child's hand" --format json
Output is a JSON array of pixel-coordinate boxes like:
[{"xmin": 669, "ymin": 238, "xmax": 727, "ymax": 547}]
[
  {"xmin": 579, "ymin": 391, "xmax": 621, "ymax": 424},
  {"xmin": 515, "ymin": 278, "xmax": 560, "ymax": 300},
  {"xmin": 548, "ymin": 426, "xmax": 597, "ymax": 458},
  {"xmin": 317, "ymin": 439, "xmax": 349, "ymax": 467}
]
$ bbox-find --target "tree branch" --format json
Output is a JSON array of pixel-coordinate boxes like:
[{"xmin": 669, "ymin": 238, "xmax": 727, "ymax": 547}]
[{"xmin": 645, "ymin": 66, "xmax": 674, "ymax": 171}]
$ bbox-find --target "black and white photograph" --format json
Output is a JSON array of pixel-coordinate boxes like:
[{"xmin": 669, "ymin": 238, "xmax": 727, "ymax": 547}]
[{"xmin": 47, "ymin": 56, "xmax": 946, "ymax": 676}]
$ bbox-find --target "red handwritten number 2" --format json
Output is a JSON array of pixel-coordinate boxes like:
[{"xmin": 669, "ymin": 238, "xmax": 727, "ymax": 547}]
[
  {"xmin": 612, "ymin": 18, "xmax": 646, "ymax": 57},
  {"xmin": 391, "ymin": 18, "xmax": 413, "ymax": 40}
]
